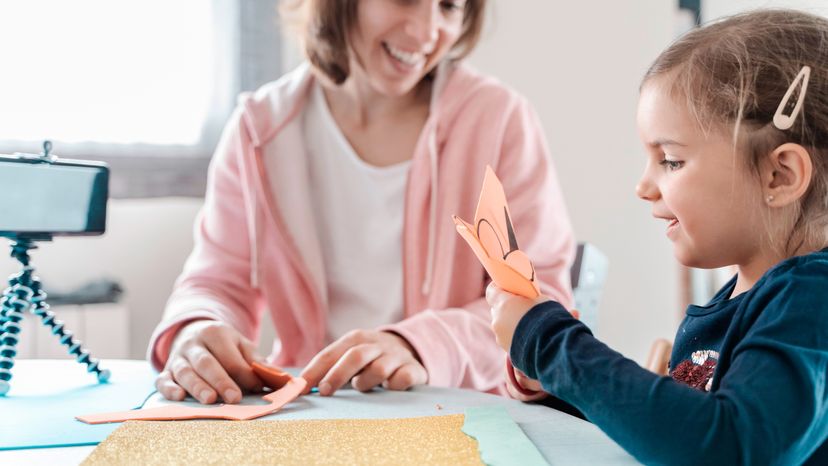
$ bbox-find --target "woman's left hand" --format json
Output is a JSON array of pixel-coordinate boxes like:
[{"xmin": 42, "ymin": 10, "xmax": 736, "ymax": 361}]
[
  {"xmin": 300, "ymin": 330, "xmax": 427, "ymax": 396},
  {"xmin": 486, "ymin": 283, "xmax": 549, "ymax": 352}
]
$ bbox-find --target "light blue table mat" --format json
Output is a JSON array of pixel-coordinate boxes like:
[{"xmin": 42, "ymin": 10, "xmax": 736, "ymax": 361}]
[
  {"xmin": 0, "ymin": 360, "xmax": 156, "ymax": 450},
  {"xmin": 463, "ymin": 405, "xmax": 548, "ymax": 465}
]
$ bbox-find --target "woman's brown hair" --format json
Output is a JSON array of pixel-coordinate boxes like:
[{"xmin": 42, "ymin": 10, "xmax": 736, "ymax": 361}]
[
  {"xmin": 280, "ymin": 0, "xmax": 487, "ymax": 84},
  {"xmin": 643, "ymin": 9, "xmax": 828, "ymax": 253}
]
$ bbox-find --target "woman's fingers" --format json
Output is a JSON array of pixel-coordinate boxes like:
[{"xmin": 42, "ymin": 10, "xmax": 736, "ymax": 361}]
[
  {"xmin": 155, "ymin": 369, "xmax": 186, "ymax": 401},
  {"xmin": 170, "ymin": 355, "xmax": 219, "ymax": 404},
  {"xmin": 317, "ymin": 343, "xmax": 384, "ymax": 396},
  {"xmin": 206, "ymin": 337, "xmax": 264, "ymax": 395},
  {"xmin": 384, "ymin": 363, "xmax": 427, "ymax": 391},
  {"xmin": 301, "ymin": 330, "xmax": 428, "ymax": 396},
  {"xmin": 351, "ymin": 354, "xmax": 400, "ymax": 392},
  {"xmin": 300, "ymin": 330, "xmax": 376, "ymax": 393},
  {"xmin": 182, "ymin": 345, "xmax": 241, "ymax": 403}
]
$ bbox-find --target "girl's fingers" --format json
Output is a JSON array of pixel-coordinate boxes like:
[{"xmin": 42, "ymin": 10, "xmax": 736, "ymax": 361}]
[
  {"xmin": 506, "ymin": 379, "xmax": 548, "ymax": 402},
  {"xmin": 515, "ymin": 370, "xmax": 543, "ymax": 392}
]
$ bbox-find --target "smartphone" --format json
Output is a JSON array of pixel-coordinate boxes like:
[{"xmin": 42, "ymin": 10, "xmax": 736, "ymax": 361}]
[{"xmin": 0, "ymin": 153, "xmax": 109, "ymax": 238}]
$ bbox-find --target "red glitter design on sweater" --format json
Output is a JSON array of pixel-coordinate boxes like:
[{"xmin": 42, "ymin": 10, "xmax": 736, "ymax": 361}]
[{"xmin": 671, "ymin": 359, "xmax": 716, "ymax": 391}]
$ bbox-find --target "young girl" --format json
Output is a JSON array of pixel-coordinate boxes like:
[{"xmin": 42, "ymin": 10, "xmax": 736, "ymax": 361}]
[
  {"xmin": 148, "ymin": 0, "xmax": 575, "ymax": 405},
  {"xmin": 488, "ymin": 9, "xmax": 828, "ymax": 465}
]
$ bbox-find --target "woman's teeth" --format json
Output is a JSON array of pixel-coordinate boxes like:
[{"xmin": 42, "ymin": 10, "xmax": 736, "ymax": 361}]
[{"xmin": 384, "ymin": 43, "xmax": 425, "ymax": 66}]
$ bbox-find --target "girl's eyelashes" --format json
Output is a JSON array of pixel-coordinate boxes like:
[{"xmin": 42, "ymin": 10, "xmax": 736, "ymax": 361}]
[{"xmin": 659, "ymin": 159, "xmax": 685, "ymax": 171}]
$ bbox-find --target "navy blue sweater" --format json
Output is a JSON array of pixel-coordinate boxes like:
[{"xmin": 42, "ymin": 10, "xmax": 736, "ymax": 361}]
[{"xmin": 511, "ymin": 250, "xmax": 828, "ymax": 465}]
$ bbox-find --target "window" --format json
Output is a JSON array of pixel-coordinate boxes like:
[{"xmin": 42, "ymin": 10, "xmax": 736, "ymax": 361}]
[{"xmin": 0, "ymin": 0, "xmax": 282, "ymax": 197}]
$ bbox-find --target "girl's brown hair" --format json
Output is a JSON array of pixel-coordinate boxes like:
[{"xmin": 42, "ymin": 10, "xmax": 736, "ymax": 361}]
[
  {"xmin": 643, "ymin": 9, "xmax": 828, "ymax": 253},
  {"xmin": 280, "ymin": 0, "xmax": 487, "ymax": 85}
]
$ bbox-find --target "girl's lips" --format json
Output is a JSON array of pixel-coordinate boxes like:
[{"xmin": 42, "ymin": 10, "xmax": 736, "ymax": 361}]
[{"xmin": 666, "ymin": 219, "xmax": 679, "ymax": 238}]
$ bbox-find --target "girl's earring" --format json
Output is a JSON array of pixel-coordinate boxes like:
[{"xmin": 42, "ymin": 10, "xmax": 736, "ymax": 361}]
[{"xmin": 766, "ymin": 194, "xmax": 775, "ymax": 204}]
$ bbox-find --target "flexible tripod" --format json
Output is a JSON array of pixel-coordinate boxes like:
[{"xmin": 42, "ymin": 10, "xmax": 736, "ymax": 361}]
[{"xmin": 0, "ymin": 236, "xmax": 110, "ymax": 395}]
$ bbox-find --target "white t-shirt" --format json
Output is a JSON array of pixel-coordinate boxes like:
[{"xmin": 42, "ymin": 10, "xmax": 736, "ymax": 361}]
[{"xmin": 301, "ymin": 82, "xmax": 409, "ymax": 342}]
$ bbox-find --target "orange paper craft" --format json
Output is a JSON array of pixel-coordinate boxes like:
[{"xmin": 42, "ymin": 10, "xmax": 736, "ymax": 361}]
[
  {"xmin": 453, "ymin": 166, "xmax": 539, "ymax": 299},
  {"xmin": 250, "ymin": 361, "xmax": 294, "ymax": 389},
  {"xmin": 76, "ymin": 363, "xmax": 306, "ymax": 424}
]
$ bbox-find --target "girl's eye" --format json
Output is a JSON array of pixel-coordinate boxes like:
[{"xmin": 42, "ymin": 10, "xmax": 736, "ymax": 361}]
[{"xmin": 659, "ymin": 159, "xmax": 684, "ymax": 171}]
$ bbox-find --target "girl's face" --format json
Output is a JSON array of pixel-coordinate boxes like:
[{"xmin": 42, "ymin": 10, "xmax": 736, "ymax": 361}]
[
  {"xmin": 348, "ymin": 0, "xmax": 466, "ymax": 97},
  {"xmin": 635, "ymin": 79, "xmax": 767, "ymax": 269}
]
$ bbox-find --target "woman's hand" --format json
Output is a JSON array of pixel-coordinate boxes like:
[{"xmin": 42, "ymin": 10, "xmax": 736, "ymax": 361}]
[
  {"xmin": 300, "ymin": 330, "xmax": 427, "ymax": 396},
  {"xmin": 485, "ymin": 283, "xmax": 549, "ymax": 352},
  {"xmin": 155, "ymin": 320, "xmax": 264, "ymax": 404}
]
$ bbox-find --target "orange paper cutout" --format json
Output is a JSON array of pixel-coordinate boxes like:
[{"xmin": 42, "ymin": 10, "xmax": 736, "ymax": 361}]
[
  {"xmin": 251, "ymin": 361, "xmax": 293, "ymax": 389},
  {"xmin": 453, "ymin": 166, "xmax": 539, "ymax": 299},
  {"xmin": 76, "ymin": 364, "xmax": 307, "ymax": 424}
]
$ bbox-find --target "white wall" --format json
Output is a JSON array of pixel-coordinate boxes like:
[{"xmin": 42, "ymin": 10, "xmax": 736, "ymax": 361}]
[
  {"xmin": 703, "ymin": 0, "xmax": 828, "ymax": 21},
  {"xmin": 467, "ymin": 0, "xmax": 680, "ymax": 362}
]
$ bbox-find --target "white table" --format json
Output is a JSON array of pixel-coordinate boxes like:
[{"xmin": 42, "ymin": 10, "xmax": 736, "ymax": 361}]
[{"xmin": 0, "ymin": 360, "xmax": 638, "ymax": 465}]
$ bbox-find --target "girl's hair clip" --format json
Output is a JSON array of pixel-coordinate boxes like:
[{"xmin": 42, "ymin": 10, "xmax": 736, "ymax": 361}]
[{"xmin": 773, "ymin": 65, "xmax": 811, "ymax": 130}]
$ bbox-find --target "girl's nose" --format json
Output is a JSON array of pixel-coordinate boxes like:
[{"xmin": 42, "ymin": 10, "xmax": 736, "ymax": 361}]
[{"xmin": 635, "ymin": 172, "xmax": 659, "ymax": 201}]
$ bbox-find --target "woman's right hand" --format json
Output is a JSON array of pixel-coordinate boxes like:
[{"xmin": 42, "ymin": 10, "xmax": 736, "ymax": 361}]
[{"xmin": 155, "ymin": 320, "xmax": 264, "ymax": 404}]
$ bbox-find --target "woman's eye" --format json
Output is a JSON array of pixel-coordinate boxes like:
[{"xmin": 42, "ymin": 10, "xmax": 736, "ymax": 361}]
[
  {"xmin": 659, "ymin": 159, "xmax": 684, "ymax": 171},
  {"xmin": 440, "ymin": 1, "xmax": 464, "ymax": 13}
]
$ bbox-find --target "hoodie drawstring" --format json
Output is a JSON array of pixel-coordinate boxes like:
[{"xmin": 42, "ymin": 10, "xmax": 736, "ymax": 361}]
[
  {"xmin": 249, "ymin": 187, "xmax": 260, "ymax": 289},
  {"xmin": 421, "ymin": 127, "xmax": 438, "ymax": 295}
]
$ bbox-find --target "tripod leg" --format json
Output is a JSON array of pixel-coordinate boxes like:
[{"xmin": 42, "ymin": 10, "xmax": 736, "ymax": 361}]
[
  {"xmin": 0, "ymin": 278, "xmax": 32, "ymax": 396},
  {"xmin": 30, "ymin": 277, "xmax": 110, "ymax": 383},
  {"xmin": 32, "ymin": 291, "xmax": 111, "ymax": 383}
]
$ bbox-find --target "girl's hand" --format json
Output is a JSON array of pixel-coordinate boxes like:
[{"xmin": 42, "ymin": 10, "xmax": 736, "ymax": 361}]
[
  {"xmin": 300, "ymin": 330, "xmax": 427, "ymax": 396},
  {"xmin": 155, "ymin": 320, "xmax": 265, "ymax": 404},
  {"xmin": 485, "ymin": 283, "xmax": 549, "ymax": 352},
  {"xmin": 506, "ymin": 365, "xmax": 548, "ymax": 402}
]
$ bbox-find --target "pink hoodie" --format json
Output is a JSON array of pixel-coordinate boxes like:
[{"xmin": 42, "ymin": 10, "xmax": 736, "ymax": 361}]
[{"xmin": 147, "ymin": 62, "xmax": 575, "ymax": 395}]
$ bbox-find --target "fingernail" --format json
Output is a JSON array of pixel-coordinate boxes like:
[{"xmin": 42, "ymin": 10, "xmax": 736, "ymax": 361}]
[
  {"xmin": 224, "ymin": 389, "xmax": 239, "ymax": 403},
  {"xmin": 319, "ymin": 382, "xmax": 331, "ymax": 396},
  {"xmin": 199, "ymin": 390, "xmax": 212, "ymax": 403}
]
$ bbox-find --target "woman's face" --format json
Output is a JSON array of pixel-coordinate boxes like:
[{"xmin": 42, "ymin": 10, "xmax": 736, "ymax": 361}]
[{"xmin": 348, "ymin": 0, "xmax": 467, "ymax": 97}]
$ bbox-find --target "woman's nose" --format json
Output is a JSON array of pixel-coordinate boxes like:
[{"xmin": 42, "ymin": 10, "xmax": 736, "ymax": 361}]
[{"xmin": 405, "ymin": 2, "xmax": 439, "ymax": 46}]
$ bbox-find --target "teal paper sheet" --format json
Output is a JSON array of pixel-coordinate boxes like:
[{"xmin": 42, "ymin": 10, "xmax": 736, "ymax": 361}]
[
  {"xmin": 463, "ymin": 405, "xmax": 548, "ymax": 465},
  {"xmin": 0, "ymin": 360, "xmax": 156, "ymax": 450}
]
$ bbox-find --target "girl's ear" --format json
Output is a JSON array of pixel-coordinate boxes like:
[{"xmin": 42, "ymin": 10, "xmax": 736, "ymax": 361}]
[{"xmin": 763, "ymin": 143, "xmax": 813, "ymax": 207}]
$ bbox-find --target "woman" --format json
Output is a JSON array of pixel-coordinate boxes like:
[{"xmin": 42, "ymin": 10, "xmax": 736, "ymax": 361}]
[{"xmin": 148, "ymin": 0, "xmax": 575, "ymax": 404}]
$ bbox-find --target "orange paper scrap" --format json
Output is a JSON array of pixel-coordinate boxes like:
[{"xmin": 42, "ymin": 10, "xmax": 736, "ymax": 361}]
[
  {"xmin": 76, "ymin": 363, "xmax": 306, "ymax": 424},
  {"xmin": 453, "ymin": 166, "xmax": 539, "ymax": 299},
  {"xmin": 250, "ymin": 361, "xmax": 294, "ymax": 389}
]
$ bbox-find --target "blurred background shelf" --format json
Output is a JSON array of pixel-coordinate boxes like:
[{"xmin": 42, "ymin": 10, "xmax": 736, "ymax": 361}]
[{"xmin": 17, "ymin": 303, "xmax": 129, "ymax": 359}]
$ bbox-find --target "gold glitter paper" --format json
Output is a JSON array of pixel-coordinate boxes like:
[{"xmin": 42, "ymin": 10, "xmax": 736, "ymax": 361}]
[{"xmin": 82, "ymin": 415, "xmax": 483, "ymax": 466}]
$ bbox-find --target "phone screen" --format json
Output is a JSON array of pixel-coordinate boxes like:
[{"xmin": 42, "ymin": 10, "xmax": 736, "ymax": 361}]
[{"xmin": 0, "ymin": 160, "xmax": 108, "ymax": 236}]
